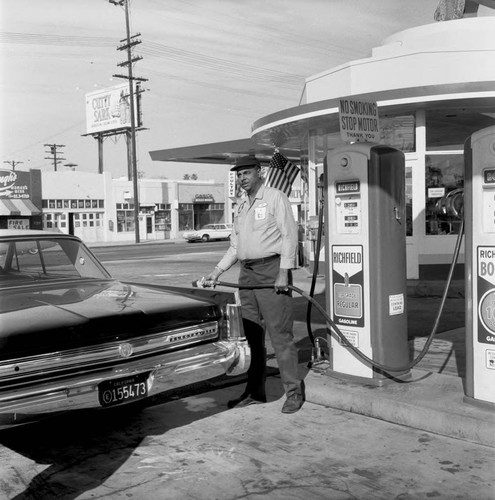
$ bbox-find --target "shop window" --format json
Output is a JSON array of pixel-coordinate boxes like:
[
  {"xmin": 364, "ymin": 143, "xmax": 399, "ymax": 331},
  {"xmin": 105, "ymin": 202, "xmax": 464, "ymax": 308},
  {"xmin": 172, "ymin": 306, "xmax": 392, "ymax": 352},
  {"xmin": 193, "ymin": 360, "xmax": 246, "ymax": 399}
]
[
  {"xmin": 98, "ymin": 200, "xmax": 104, "ymax": 208},
  {"xmin": 179, "ymin": 204, "xmax": 194, "ymax": 230},
  {"xmin": 78, "ymin": 200, "xmax": 84, "ymax": 208},
  {"xmin": 155, "ymin": 209, "xmax": 171, "ymax": 231},
  {"xmin": 63, "ymin": 200, "xmax": 69, "ymax": 208},
  {"xmin": 71, "ymin": 200, "xmax": 78, "ymax": 208},
  {"xmin": 42, "ymin": 200, "xmax": 48, "ymax": 208},
  {"xmin": 425, "ymin": 154, "xmax": 464, "ymax": 235},
  {"xmin": 116, "ymin": 210, "xmax": 135, "ymax": 232}
]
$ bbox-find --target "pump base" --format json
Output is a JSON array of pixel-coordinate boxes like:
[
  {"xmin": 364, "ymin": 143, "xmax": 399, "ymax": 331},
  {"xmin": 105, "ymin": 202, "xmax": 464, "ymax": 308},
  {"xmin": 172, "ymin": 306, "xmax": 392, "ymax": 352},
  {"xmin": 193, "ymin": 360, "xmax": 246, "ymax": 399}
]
[
  {"xmin": 463, "ymin": 395, "xmax": 495, "ymax": 412},
  {"xmin": 322, "ymin": 368, "xmax": 412, "ymax": 387}
]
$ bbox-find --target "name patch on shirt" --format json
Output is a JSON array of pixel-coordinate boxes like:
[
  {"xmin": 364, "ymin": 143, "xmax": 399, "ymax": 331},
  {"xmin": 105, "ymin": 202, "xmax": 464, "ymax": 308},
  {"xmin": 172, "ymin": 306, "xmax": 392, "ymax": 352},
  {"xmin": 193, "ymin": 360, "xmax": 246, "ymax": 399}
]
[{"xmin": 255, "ymin": 207, "xmax": 266, "ymax": 220}]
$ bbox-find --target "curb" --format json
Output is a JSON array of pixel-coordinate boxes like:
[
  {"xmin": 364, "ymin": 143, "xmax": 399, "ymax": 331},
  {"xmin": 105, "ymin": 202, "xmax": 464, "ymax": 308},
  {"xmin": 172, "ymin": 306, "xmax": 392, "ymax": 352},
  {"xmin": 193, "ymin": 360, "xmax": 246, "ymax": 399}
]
[{"xmin": 304, "ymin": 368, "xmax": 495, "ymax": 448}]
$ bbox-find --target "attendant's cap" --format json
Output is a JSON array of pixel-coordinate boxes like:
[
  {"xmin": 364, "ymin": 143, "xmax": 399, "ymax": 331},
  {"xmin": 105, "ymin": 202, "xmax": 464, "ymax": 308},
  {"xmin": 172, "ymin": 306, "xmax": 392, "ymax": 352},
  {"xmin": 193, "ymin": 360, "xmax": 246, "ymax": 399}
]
[{"xmin": 231, "ymin": 155, "xmax": 260, "ymax": 171}]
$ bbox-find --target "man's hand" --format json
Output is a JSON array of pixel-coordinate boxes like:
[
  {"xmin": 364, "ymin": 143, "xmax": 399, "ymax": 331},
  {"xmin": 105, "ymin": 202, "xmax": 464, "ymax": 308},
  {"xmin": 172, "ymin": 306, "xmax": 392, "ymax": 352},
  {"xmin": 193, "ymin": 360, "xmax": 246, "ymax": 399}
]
[
  {"xmin": 199, "ymin": 266, "xmax": 222, "ymax": 287},
  {"xmin": 274, "ymin": 268, "xmax": 290, "ymax": 294}
]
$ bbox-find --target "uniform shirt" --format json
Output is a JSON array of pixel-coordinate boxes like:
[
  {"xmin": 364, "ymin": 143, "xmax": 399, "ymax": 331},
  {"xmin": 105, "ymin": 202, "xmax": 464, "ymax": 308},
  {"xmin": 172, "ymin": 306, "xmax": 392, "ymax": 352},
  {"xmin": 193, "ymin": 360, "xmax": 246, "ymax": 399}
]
[{"xmin": 217, "ymin": 184, "xmax": 297, "ymax": 271}]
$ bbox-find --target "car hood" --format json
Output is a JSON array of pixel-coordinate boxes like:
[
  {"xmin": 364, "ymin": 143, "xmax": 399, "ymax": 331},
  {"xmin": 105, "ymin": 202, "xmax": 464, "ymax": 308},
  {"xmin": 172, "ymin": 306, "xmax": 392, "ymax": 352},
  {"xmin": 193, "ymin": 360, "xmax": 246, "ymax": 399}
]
[{"xmin": 0, "ymin": 279, "xmax": 220, "ymax": 359}]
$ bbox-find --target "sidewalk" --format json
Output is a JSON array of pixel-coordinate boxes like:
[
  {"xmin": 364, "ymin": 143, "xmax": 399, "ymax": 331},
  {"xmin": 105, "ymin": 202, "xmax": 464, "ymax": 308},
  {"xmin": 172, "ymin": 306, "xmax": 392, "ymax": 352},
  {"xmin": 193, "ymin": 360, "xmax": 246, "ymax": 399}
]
[{"xmin": 289, "ymin": 268, "xmax": 495, "ymax": 448}]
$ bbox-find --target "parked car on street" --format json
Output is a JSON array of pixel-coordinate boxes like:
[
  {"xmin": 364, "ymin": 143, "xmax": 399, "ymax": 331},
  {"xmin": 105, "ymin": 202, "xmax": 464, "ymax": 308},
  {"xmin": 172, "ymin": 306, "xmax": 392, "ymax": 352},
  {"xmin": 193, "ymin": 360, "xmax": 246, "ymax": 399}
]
[
  {"xmin": 0, "ymin": 230, "xmax": 249, "ymax": 429},
  {"xmin": 183, "ymin": 223, "xmax": 233, "ymax": 242}
]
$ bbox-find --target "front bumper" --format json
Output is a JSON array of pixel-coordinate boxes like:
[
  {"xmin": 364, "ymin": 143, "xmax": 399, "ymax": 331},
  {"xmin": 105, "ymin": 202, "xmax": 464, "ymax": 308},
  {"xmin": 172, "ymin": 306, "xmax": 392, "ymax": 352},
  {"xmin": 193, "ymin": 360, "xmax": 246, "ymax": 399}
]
[{"xmin": 0, "ymin": 339, "xmax": 250, "ymax": 429}]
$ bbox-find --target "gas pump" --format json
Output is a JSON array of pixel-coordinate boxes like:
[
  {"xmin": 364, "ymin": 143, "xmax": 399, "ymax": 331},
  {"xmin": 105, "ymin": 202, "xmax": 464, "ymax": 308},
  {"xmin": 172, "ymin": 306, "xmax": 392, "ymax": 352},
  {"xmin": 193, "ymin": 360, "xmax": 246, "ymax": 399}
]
[
  {"xmin": 324, "ymin": 143, "xmax": 409, "ymax": 383},
  {"xmin": 464, "ymin": 125, "xmax": 495, "ymax": 406}
]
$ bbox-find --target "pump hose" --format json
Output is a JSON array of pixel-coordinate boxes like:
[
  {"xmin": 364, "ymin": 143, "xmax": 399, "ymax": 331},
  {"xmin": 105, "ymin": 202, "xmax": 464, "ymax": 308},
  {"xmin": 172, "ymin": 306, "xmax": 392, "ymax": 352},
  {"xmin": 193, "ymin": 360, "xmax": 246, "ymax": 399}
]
[
  {"xmin": 215, "ymin": 218, "xmax": 464, "ymax": 374},
  {"xmin": 305, "ymin": 196, "xmax": 325, "ymax": 347}
]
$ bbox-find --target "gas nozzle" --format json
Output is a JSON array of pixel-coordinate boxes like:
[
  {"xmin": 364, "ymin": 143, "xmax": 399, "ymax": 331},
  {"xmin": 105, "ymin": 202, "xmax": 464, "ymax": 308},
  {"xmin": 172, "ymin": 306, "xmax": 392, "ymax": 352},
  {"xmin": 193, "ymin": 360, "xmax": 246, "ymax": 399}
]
[{"xmin": 192, "ymin": 277, "xmax": 217, "ymax": 288}]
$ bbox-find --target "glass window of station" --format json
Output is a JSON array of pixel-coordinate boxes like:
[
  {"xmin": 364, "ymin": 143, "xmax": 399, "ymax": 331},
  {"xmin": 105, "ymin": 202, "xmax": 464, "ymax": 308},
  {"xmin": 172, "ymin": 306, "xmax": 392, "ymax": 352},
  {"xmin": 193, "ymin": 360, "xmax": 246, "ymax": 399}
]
[{"xmin": 424, "ymin": 110, "xmax": 495, "ymax": 236}]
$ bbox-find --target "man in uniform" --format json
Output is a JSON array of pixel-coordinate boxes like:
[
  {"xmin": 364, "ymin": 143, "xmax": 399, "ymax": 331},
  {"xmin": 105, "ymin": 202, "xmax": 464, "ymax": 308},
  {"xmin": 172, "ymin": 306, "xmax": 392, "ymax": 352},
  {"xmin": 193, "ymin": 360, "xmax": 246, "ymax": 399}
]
[{"xmin": 205, "ymin": 155, "xmax": 303, "ymax": 414}]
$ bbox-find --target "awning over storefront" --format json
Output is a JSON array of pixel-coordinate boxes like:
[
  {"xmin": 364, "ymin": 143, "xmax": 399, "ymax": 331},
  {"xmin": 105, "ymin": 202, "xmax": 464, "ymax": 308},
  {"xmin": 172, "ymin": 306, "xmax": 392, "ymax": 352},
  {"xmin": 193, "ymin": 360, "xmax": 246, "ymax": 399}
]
[
  {"xmin": 0, "ymin": 199, "xmax": 21, "ymax": 216},
  {"xmin": 0, "ymin": 199, "xmax": 41, "ymax": 216}
]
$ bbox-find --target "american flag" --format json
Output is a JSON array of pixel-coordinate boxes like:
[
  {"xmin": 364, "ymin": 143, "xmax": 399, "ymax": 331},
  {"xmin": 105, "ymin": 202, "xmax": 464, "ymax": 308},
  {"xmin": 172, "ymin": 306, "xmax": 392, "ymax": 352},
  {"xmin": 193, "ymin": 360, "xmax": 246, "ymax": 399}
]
[{"xmin": 265, "ymin": 151, "xmax": 300, "ymax": 197}]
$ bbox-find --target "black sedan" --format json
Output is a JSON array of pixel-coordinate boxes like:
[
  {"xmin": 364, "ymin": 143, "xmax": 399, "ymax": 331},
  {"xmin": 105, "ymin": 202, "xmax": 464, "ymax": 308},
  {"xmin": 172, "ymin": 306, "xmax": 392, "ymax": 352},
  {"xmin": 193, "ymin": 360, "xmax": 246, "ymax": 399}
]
[{"xmin": 0, "ymin": 230, "xmax": 249, "ymax": 428}]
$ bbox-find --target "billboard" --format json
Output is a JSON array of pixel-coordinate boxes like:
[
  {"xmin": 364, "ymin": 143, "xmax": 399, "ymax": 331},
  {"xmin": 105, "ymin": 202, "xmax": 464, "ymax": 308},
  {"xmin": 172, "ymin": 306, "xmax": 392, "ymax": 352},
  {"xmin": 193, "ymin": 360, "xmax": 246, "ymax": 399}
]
[{"xmin": 85, "ymin": 83, "xmax": 138, "ymax": 135}]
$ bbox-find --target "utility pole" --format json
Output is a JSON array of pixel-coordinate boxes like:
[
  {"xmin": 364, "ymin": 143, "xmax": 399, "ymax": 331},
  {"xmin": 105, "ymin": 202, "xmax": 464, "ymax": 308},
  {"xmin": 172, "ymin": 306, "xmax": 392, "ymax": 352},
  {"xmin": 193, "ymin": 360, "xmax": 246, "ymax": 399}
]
[
  {"xmin": 3, "ymin": 160, "xmax": 23, "ymax": 171},
  {"xmin": 44, "ymin": 144, "xmax": 66, "ymax": 172},
  {"xmin": 108, "ymin": 0, "xmax": 148, "ymax": 244}
]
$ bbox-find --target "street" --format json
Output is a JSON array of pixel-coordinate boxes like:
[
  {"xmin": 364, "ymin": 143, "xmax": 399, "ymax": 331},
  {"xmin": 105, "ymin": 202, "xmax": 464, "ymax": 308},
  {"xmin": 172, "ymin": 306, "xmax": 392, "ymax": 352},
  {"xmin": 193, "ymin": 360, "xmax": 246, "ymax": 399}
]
[
  {"xmin": 0, "ymin": 241, "xmax": 491, "ymax": 500},
  {"xmin": 91, "ymin": 240, "xmax": 232, "ymax": 287}
]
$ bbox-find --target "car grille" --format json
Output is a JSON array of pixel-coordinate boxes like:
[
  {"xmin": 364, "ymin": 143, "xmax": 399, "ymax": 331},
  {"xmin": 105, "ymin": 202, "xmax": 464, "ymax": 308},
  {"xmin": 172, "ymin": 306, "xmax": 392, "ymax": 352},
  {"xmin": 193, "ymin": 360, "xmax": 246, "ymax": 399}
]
[{"xmin": 0, "ymin": 321, "xmax": 219, "ymax": 385}]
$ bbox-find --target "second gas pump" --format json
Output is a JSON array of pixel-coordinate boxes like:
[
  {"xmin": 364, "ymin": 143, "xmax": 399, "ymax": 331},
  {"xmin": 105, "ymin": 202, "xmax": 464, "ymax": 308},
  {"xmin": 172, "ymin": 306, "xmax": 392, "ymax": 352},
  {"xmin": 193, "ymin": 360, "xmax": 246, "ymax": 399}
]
[{"xmin": 324, "ymin": 143, "xmax": 410, "ymax": 383}]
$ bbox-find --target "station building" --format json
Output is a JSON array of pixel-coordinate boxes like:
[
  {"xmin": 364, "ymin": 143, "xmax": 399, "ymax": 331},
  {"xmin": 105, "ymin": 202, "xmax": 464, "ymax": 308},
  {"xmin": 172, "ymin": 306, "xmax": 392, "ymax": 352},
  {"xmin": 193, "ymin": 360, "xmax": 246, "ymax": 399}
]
[{"xmin": 150, "ymin": 16, "xmax": 495, "ymax": 280}]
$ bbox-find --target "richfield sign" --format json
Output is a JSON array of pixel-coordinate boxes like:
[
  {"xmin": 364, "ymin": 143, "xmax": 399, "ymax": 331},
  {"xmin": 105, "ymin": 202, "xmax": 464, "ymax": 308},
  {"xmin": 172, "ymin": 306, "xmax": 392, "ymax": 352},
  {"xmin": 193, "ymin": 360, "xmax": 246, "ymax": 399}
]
[
  {"xmin": 85, "ymin": 83, "xmax": 138, "ymax": 134},
  {"xmin": 0, "ymin": 170, "xmax": 31, "ymax": 199}
]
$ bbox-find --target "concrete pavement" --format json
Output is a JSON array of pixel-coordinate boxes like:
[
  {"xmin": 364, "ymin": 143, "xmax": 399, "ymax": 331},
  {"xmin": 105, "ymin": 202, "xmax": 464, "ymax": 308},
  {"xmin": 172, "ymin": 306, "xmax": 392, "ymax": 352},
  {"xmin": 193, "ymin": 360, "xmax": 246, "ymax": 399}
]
[{"xmin": 1, "ymin": 242, "xmax": 494, "ymax": 499}]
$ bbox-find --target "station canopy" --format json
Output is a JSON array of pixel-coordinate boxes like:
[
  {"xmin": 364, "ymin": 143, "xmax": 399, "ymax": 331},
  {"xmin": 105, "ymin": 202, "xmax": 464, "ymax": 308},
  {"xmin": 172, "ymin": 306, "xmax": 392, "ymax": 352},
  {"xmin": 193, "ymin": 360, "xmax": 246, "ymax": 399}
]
[{"xmin": 148, "ymin": 138, "xmax": 302, "ymax": 167}]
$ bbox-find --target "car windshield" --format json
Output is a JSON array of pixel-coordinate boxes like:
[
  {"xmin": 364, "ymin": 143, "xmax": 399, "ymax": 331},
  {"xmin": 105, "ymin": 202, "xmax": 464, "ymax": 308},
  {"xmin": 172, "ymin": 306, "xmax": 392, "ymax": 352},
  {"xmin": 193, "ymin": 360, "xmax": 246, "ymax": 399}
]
[{"xmin": 0, "ymin": 237, "xmax": 111, "ymax": 284}]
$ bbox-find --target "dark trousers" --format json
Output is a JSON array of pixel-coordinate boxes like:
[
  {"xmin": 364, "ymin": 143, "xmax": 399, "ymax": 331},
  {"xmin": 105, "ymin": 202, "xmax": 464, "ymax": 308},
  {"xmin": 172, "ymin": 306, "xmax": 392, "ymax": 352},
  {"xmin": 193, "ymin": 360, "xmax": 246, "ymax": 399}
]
[{"xmin": 239, "ymin": 257, "xmax": 302, "ymax": 399}]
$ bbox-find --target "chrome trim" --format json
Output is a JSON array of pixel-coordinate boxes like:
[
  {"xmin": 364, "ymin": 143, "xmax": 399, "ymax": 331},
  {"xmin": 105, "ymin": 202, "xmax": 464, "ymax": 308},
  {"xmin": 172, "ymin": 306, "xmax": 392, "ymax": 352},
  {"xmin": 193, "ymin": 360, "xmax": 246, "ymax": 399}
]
[
  {"xmin": 0, "ymin": 339, "xmax": 250, "ymax": 429},
  {"xmin": 0, "ymin": 322, "xmax": 219, "ymax": 382}
]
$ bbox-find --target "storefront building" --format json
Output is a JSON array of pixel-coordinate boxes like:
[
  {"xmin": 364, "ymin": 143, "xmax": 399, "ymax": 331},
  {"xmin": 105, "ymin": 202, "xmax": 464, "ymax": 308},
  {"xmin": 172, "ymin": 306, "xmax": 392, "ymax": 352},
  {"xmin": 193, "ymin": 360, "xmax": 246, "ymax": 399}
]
[
  {"xmin": 0, "ymin": 169, "xmax": 43, "ymax": 230},
  {"xmin": 39, "ymin": 170, "xmax": 228, "ymax": 243}
]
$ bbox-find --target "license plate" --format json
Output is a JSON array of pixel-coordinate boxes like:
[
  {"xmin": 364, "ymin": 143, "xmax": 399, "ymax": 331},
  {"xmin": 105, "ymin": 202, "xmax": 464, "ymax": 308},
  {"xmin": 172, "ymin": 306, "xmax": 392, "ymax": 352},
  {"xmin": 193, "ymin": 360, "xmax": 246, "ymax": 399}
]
[{"xmin": 98, "ymin": 372, "xmax": 149, "ymax": 408}]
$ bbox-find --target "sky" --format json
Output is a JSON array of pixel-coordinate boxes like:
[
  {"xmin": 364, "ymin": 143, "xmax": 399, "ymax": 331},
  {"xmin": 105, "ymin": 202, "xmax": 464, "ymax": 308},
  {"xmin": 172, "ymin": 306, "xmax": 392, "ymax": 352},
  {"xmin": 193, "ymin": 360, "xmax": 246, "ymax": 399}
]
[{"xmin": 1, "ymin": 0, "xmax": 493, "ymax": 183}]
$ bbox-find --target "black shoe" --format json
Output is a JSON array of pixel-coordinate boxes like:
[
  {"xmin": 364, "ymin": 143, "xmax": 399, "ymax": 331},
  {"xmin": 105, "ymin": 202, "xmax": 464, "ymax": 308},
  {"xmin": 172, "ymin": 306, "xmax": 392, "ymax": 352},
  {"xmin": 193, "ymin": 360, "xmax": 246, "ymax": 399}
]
[
  {"xmin": 227, "ymin": 393, "xmax": 249, "ymax": 409},
  {"xmin": 281, "ymin": 394, "xmax": 303, "ymax": 414}
]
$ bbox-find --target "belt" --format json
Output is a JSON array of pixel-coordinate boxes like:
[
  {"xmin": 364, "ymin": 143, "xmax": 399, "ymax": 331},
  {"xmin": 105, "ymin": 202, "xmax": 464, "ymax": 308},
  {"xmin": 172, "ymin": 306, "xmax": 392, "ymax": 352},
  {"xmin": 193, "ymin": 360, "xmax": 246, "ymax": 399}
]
[{"xmin": 241, "ymin": 254, "xmax": 280, "ymax": 266}]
